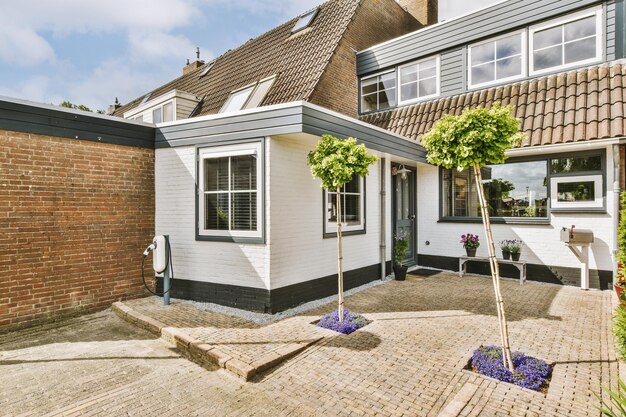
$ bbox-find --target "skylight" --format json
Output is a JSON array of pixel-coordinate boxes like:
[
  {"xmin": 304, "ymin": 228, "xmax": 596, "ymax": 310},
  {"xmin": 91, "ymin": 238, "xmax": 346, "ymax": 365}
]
[
  {"xmin": 199, "ymin": 60, "xmax": 216, "ymax": 78},
  {"xmin": 220, "ymin": 76, "xmax": 276, "ymax": 113},
  {"xmin": 292, "ymin": 8, "xmax": 318, "ymax": 33}
]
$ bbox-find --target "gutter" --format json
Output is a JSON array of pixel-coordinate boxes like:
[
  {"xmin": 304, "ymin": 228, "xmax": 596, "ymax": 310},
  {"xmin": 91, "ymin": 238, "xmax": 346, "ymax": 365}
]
[
  {"xmin": 506, "ymin": 138, "xmax": 626, "ymax": 155},
  {"xmin": 380, "ymin": 157, "xmax": 387, "ymax": 279}
]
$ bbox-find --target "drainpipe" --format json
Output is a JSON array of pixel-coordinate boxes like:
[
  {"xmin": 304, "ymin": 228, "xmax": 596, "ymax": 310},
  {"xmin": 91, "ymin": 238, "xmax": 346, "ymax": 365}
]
[
  {"xmin": 380, "ymin": 158, "xmax": 387, "ymax": 279},
  {"xmin": 614, "ymin": 144, "xmax": 622, "ymax": 282}
]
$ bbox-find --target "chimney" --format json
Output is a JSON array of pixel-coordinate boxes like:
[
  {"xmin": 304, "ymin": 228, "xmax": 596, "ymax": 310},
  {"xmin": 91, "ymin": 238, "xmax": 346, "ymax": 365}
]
[
  {"xmin": 183, "ymin": 59, "xmax": 204, "ymax": 75},
  {"xmin": 107, "ymin": 97, "xmax": 121, "ymax": 115},
  {"xmin": 395, "ymin": 0, "xmax": 438, "ymax": 26}
]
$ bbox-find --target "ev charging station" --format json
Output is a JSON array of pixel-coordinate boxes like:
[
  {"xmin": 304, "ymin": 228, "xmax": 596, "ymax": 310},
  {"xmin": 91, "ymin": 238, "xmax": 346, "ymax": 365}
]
[{"xmin": 142, "ymin": 235, "xmax": 173, "ymax": 305}]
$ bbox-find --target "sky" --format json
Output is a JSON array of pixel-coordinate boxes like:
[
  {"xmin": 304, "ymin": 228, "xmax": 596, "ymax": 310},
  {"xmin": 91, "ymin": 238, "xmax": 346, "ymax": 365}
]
[{"xmin": 0, "ymin": 0, "xmax": 498, "ymax": 112}]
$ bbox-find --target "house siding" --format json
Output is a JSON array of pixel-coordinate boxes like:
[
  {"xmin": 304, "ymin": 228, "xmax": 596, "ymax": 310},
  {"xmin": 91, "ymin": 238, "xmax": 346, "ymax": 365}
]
[
  {"xmin": 0, "ymin": 129, "xmax": 154, "ymax": 332},
  {"xmin": 154, "ymin": 145, "xmax": 270, "ymax": 291},
  {"xmin": 416, "ymin": 144, "xmax": 617, "ymax": 289}
]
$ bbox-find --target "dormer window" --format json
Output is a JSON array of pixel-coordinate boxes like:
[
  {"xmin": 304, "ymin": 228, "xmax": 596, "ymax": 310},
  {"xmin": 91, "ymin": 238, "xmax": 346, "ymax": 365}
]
[
  {"xmin": 152, "ymin": 101, "xmax": 174, "ymax": 123},
  {"xmin": 220, "ymin": 76, "xmax": 276, "ymax": 113},
  {"xmin": 292, "ymin": 9, "xmax": 318, "ymax": 33}
]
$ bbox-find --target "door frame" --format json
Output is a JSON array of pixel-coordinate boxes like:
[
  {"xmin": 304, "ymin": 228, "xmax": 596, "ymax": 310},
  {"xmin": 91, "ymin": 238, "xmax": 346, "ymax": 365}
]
[{"xmin": 391, "ymin": 163, "xmax": 417, "ymax": 267}]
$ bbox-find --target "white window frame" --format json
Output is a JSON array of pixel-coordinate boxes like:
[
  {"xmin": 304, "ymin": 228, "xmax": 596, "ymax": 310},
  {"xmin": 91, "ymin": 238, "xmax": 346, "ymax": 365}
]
[
  {"xmin": 550, "ymin": 174, "xmax": 603, "ymax": 209},
  {"xmin": 360, "ymin": 69, "xmax": 397, "ymax": 113},
  {"xmin": 292, "ymin": 8, "xmax": 319, "ymax": 33},
  {"xmin": 324, "ymin": 177, "xmax": 366, "ymax": 234},
  {"xmin": 529, "ymin": 6, "xmax": 604, "ymax": 76},
  {"xmin": 397, "ymin": 55, "xmax": 440, "ymax": 106},
  {"xmin": 468, "ymin": 30, "xmax": 527, "ymax": 89},
  {"xmin": 220, "ymin": 76, "xmax": 276, "ymax": 114},
  {"xmin": 151, "ymin": 100, "xmax": 175, "ymax": 124},
  {"xmin": 198, "ymin": 142, "xmax": 263, "ymax": 239}
]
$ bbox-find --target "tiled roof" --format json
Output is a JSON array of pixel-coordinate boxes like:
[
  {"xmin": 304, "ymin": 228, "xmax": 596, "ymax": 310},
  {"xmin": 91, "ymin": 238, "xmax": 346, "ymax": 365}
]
[
  {"xmin": 114, "ymin": 0, "xmax": 360, "ymax": 118},
  {"xmin": 361, "ymin": 63, "xmax": 626, "ymax": 148}
]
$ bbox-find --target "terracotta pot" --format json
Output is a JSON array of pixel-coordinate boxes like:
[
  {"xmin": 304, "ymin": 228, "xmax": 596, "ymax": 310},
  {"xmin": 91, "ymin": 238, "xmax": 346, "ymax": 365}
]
[
  {"xmin": 501, "ymin": 250, "xmax": 511, "ymax": 260},
  {"xmin": 394, "ymin": 265, "xmax": 408, "ymax": 281},
  {"xmin": 615, "ymin": 281, "xmax": 626, "ymax": 302},
  {"xmin": 511, "ymin": 252, "xmax": 521, "ymax": 261},
  {"xmin": 465, "ymin": 248, "xmax": 477, "ymax": 257}
]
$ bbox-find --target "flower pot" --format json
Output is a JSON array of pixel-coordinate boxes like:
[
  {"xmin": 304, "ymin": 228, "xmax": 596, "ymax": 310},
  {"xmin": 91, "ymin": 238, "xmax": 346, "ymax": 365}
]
[
  {"xmin": 511, "ymin": 252, "xmax": 521, "ymax": 261},
  {"xmin": 465, "ymin": 248, "xmax": 477, "ymax": 257},
  {"xmin": 615, "ymin": 281, "xmax": 626, "ymax": 303},
  {"xmin": 501, "ymin": 250, "xmax": 510, "ymax": 260},
  {"xmin": 393, "ymin": 265, "xmax": 408, "ymax": 281}
]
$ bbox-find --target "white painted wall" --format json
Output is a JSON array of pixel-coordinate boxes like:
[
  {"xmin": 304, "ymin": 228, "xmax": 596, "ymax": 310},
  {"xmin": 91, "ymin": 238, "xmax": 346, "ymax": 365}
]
[
  {"xmin": 155, "ymin": 144, "xmax": 270, "ymax": 289},
  {"xmin": 268, "ymin": 133, "xmax": 392, "ymax": 290},
  {"xmin": 416, "ymin": 144, "xmax": 616, "ymax": 272}
]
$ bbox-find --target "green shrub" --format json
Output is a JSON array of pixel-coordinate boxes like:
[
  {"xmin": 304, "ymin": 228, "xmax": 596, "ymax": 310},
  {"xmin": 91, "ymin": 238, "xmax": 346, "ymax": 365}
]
[
  {"xmin": 614, "ymin": 306, "xmax": 626, "ymax": 360},
  {"xmin": 617, "ymin": 192, "xmax": 626, "ymax": 278},
  {"xmin": 597, "ymin": 378, "xmax": 626, "ymax": 416}
]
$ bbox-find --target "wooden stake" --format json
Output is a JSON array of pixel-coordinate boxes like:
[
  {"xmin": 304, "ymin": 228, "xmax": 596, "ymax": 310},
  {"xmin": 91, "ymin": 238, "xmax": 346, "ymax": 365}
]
[
  {"xmin": 473, "ymin": 163, "xmax": 514, "ymax": 371},
  {"xmin": 337, "ymin": 186, "xmax": 345, "ymax": 321}
]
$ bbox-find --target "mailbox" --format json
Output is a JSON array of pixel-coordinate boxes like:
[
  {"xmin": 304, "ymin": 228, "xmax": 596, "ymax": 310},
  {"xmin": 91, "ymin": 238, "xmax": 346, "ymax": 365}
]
[{"xmin": 560, "ymin": 227, "xmax": 594, "ymax": 244}]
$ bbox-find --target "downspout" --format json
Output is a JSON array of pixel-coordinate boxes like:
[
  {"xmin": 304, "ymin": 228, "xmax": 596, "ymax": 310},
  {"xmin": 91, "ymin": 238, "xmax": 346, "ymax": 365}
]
[
  {"xmin": 380, "ymin": 158, "xmax": 387, "ymax": 279},
  {"xmin": 614, "ymin": 144, "xmax": 622, "ymax": 282}
]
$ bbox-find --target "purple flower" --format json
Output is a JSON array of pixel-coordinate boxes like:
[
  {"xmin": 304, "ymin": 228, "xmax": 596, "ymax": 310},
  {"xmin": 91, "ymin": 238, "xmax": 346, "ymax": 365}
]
[
  {"xmin": 471, "ymin": 346, "xmax": 551, "ymax": 391},
  {"xmin": 317, "ymin": 309, "xmax": 369, "ymax": 335}
]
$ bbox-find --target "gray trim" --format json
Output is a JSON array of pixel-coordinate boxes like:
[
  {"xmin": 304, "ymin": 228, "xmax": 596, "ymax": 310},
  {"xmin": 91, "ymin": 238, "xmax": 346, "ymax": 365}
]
[
  {"xmin": 194, "ymin": 138, "xmax": 266, "ymax": 244},
  {"xmin": 617, "ymin": 0, "xmax": 625, "ymax": 57},
  {"xmin": 437, "ymin": 149, "xmax": 607, "ymax": 222},
  {"xmin": 156, "ymin": 103, "xmax": 426, "ymax": 162},
  {"xmin": 0, "ymin": 97, "xmax": 155, "ymax": 148},
  {"xmin": 322, "ymin": 178, "xmax": 367, "ymax": 239},
  {"xmin": 357, "ymin": 0, "xmax": 605, "ymax": 76}
]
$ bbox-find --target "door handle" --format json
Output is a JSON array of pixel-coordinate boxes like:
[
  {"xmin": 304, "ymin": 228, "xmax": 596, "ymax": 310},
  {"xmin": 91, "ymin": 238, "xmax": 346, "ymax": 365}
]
[{"xmin": 409, "ymin": 215, "xmax": 416, "ymax": 221}]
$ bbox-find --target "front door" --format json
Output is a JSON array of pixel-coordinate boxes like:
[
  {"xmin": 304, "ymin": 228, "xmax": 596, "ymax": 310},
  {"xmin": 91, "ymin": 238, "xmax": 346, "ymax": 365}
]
[{"xmin": 393, "ymin": 164, "xmax": 416, "ymax": 266}]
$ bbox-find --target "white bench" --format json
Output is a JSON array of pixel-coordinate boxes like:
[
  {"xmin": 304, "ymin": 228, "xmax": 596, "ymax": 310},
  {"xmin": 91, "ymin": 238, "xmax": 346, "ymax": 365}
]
[{"xmin": 458, "ymin": 256, "xmax": 527, "ymax": 285}]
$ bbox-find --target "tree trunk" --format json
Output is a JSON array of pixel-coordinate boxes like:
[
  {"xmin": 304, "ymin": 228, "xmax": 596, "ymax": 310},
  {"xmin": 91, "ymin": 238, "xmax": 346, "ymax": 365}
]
[
  {"xmin": 472, "ymin": 163, "xmax": 514, "ymax": 371},
  {"xmin": 336, "ymin": 186, "xmax": 345, "ymax": 322}
]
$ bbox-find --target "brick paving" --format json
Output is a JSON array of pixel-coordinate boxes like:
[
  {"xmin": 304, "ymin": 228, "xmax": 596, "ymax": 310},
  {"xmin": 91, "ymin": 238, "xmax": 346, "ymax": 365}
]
[{"xmin": 0, "ymin": 271, "xmax": 620, "ymax": 416}]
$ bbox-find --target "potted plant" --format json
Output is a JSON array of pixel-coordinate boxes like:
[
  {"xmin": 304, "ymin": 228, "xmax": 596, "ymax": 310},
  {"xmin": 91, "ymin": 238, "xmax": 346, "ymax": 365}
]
[
  {"xmin": 508, "ymin": 239, "xmax": 523, "ymax": 261},
  {"xmin": 499, "ymin": 240, "xmax": 511, "ymax": 260},
  {"xmin": 393, "ymin": 231, "xmax": 410, "ymax": 281},
  {"xmin": 461, "ymin": 233, "xmax": 480, "ymax": 257}
]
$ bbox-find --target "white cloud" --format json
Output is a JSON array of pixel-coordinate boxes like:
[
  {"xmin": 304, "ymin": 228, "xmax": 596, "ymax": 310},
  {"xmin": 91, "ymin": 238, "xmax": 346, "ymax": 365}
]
[
  {"xmin": 128, "ymin": 31, "xmax": 201, "ymax": 63},
  {"xmin": 0, "ymin": 25, "xmax": 55, "ymax": 66},
  {"xmin": 438, "ymin": 0, "xmax": 504, "ymax": 21}
]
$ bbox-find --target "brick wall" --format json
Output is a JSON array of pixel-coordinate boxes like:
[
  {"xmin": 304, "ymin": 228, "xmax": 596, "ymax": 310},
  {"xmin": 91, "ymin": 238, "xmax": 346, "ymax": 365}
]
[
  {"xmin": 0, "ymin": 130, "xmax": 154, "ymax": 332},
  {"xmin": 310, "ymin": 0, "xmax": 422, "ymax": 118}
]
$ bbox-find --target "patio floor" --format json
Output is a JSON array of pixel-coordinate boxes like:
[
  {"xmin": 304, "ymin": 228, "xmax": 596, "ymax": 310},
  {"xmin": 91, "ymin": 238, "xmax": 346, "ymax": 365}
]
[{"xmin": 0, "ymin": 271, "xmax": 621, "ymax": 416}]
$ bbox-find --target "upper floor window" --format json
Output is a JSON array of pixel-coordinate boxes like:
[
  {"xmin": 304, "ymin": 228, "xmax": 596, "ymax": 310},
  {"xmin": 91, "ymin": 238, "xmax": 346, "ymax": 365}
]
[
  {"xmin": 530, "ymin": 7, "xmax": 603, "ymax": 75},
  {"xmin": 398, "ymin": 56, "xmax": 439, "ymax": 104},
  {"xmin": 220, "ymin": 76, "xmax": 276, "ymax": 113},
  {"xmin": 360, "ymin": 70, "xmax": 396, "ymax": 113},
  {"xmin": 152, "ymin": 101, "xmax": 174, "ymax": 123},
  {"xmin": 469, "ymin": 32, "xmax": 525, "ymax": 88}
]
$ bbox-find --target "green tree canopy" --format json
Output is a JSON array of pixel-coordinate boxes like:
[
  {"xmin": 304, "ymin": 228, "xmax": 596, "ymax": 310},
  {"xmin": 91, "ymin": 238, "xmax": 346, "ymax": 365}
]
[
  {"xmin": 421, "ymin": 104, "xmax": 525, "ymax": 169},
  {"xmin": 307, "ymin": 135, "xmax": 377, "ymax": 190},
  {"xmin": 59, "ymin": 100, "xmax": 105, "ymax": 114}
]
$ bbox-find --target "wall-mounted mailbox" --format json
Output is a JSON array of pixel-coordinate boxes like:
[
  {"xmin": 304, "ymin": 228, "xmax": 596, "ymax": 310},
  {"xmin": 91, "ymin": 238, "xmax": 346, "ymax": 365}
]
[{"xmin": 560, "ymin": 227, "xmax": 594, "ymax": 244}]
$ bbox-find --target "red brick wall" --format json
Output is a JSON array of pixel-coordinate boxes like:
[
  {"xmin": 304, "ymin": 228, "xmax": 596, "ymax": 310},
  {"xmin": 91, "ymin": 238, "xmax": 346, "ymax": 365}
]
[
  {"xmin": 310, "ymin": 0, "xmax": 423, "ymax": 118},
  {"xmin": 0, "ymin": 130, "xmax": 154, "ymax": 332}
]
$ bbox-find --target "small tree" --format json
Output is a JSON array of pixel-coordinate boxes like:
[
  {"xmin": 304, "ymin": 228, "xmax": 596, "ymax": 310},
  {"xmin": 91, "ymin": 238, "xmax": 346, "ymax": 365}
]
[
  {"xmin": 616, "ymin": 191, "xmax": 626, "ymax": 279},
  {"xmin": 308, "ymin": 135, "xmax": 377, "ymax": 320},
  {"xmin": 422, "ymin": 104, "xmax": 524, "ymax": 371}
]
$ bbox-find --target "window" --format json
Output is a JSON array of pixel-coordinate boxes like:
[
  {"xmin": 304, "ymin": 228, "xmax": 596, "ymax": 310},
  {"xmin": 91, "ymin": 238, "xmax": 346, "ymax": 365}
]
[
  {"xmin": 442, "ymin": 160, "xmax": 549, "ymax": 219},
  {"xmin": 468, "ymin": 32, "xmax": 525, "ymax": 88},
  {"xmin": 530, "ymin": 7, "xmax": 602, "ymax": 75},
  {"xmin": 360, "ymin": 70, "xmax": 396, "ymax": 113},
  {"xmin": 199, "ymin": 60, "xmax": 216, "ymax": 78},
  {"xmin": 220, "ymin": 77, "xmax": 276, "ymax": 113},
  {"xmin": 550, "ymin": 154, "xmax": 604, "ymax": 209},
  {"xmin": 292, "ymin": 9, "xmax": 318, "ymax": 33},
  {"xmin": 198, "ymin": 142, "xmax": 263, "ymax": 240},
  {"xmin": 152, "ymin": 101, "xmax": 174, "ymax": 124},
  {"xmin": 324, "ymin": 177, "xmax": 365, "ymax": 235},
  {"xmin": 398, "ymin": 56, "xmax": 439, "ymax": 104}
]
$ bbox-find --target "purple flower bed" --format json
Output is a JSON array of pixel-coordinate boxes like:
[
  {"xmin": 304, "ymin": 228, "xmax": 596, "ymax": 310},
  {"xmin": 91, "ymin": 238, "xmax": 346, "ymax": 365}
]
[
  {"xmin": 471, "ymin": 346, "xmax": 552, "ymax": 391},
  {"xmin": 317, "ymin": 309, "xmax": 369, "ymax": 335}
]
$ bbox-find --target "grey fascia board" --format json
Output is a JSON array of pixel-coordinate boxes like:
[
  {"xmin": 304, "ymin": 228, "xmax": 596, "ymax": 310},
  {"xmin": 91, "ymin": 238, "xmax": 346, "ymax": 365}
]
[
  {"xmin": 357, "ymin": 0, "xmax": 603, "ymax": 75},
  {"xmin": 0, "ymin": 95, "xmax": 155, "ymax": 148}
]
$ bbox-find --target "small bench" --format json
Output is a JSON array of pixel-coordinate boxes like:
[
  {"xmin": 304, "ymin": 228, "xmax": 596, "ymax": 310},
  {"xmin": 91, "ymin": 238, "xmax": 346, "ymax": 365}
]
[{"xmin": 458, "ymin": 256, "xmax": 527, "ymax": 285}]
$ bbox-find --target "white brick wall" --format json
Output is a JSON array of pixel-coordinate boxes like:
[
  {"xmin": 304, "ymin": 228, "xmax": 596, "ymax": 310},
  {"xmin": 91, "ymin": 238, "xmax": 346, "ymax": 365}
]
[
  {"xmin": 268, "ymin": 134, "xmax": 389, "ymax": 290},
  {"xmin": 155, "ymin": 145, "xmax": 270, "ymax": 289},
  {"xmin": 416, "ymin": 145, "xmax": 616, "ymax": 272}
]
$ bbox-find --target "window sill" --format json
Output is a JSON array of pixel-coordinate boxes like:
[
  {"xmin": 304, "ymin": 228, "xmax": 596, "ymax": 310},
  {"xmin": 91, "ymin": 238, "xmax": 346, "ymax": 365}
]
[
  {"xmin": 550, "ymin": 208, "xmax": 607, "ymax": 214},
  {"xmin": 323, "ymin": 229, "xmax": 366, "ymax": 239},
  {"xmin": 438, "ymin": 217, "xmax": 551, "ymax": 225},
  {"xmin": 196, "ymin": 234, "xmax": 264, "ymax": 244}
]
